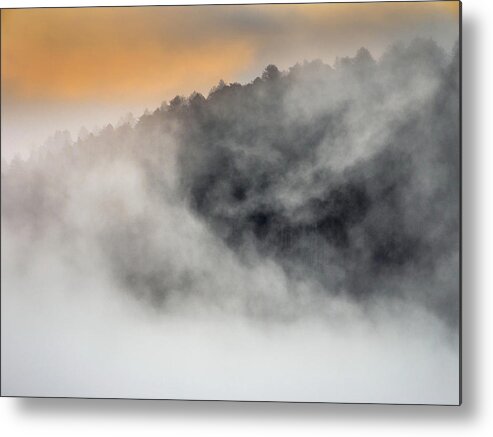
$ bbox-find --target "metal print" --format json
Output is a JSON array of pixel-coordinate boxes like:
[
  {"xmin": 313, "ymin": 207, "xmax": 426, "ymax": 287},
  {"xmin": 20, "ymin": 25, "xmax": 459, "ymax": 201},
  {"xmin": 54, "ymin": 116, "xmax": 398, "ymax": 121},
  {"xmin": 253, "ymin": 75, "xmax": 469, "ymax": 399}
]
[{"xmin": 0, "ymin": 1, "xmax": 461, "ymax": 404}]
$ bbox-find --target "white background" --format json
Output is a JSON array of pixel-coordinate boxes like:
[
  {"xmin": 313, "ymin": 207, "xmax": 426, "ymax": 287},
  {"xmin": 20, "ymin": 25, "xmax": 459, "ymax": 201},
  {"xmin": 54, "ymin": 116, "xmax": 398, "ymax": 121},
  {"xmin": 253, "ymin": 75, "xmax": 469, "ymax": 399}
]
[{"xmin": 0, "ymin": 0, "xmax": 491, "ymax": 435}]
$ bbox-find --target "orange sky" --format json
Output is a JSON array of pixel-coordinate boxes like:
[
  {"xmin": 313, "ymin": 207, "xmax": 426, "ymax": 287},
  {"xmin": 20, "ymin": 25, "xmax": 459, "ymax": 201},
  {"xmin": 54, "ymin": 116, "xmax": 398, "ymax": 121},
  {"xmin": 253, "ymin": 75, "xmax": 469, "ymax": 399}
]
[
  {"xmin": 1, "ymin": 2, "xmax": 459, "ymax": 104},
  {"xmin": 1, "ymin": 2, "xmax": 460, "ymax": 160}
]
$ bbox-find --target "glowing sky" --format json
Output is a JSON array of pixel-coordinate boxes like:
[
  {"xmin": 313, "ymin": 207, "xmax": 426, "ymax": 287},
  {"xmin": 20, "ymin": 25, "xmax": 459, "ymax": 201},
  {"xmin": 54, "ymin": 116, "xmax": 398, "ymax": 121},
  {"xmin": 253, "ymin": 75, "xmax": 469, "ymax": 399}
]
[{"xmin": 1, "ymin": 2, "xmax": 460, "ymax": 160}]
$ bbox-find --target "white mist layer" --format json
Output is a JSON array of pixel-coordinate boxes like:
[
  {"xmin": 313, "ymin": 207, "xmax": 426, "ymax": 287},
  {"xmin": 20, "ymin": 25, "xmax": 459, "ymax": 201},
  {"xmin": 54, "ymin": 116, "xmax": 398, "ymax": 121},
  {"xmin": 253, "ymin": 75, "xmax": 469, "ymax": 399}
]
[{"xmin": 1, "ymin": 219, "xmax": 459, "ymax": 404}]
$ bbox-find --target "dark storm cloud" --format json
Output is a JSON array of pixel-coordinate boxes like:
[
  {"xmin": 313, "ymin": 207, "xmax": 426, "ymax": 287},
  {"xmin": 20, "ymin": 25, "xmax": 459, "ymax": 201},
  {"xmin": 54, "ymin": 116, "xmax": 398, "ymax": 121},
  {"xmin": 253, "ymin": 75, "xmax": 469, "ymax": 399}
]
[{"xmin": 172, "ymin": 39, "xmax": 460, "ymax": 326}]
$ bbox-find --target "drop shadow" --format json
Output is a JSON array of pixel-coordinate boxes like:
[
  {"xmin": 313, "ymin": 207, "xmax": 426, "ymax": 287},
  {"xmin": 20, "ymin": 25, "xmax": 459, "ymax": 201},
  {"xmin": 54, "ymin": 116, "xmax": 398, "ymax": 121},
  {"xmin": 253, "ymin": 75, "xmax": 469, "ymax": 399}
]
[{"xmin": 460, "ymin": 9, "xmax": 479, "ymax": 422}]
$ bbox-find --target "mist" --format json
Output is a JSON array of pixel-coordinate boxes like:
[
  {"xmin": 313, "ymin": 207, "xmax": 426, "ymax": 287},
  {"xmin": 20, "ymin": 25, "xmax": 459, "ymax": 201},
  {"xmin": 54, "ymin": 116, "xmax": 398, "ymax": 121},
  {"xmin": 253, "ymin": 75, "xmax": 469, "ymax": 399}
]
[{"xmin": 1, "ymin": 39, "xmax": 460, "ymax": 404}]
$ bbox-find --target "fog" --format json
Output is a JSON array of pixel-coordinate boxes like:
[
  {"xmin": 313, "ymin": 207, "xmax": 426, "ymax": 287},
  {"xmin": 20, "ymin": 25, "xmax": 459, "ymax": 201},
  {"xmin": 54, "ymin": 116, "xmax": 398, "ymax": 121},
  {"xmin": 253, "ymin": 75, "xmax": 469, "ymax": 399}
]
[{"xmin": 1, "ymin": 39, "xmax": 460, "ymax": 404}]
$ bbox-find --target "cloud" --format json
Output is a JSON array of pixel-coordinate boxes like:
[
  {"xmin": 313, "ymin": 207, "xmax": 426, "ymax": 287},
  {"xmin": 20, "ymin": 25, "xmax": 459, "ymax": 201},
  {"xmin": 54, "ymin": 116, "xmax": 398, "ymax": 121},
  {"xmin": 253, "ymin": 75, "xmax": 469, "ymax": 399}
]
[{"xmin": 1, "ymin": 39, "xmax": 460, "ymax": 403}]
